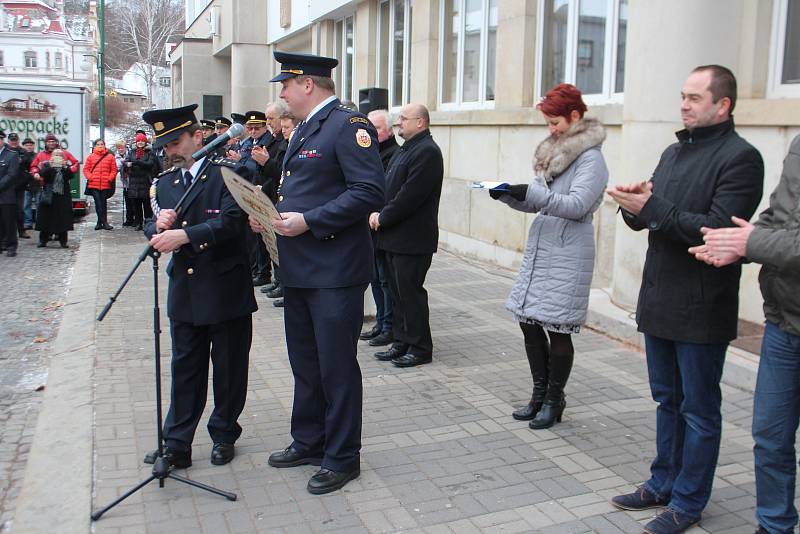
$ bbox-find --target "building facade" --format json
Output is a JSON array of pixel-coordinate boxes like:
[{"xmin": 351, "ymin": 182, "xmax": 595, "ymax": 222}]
[
  {"xmin": 172, "ymin": 0, "xmax": 800, "ymax": 328},
  {"xmin": 0, "ymin": 0, "xmax": 95, "ymax": 83}
]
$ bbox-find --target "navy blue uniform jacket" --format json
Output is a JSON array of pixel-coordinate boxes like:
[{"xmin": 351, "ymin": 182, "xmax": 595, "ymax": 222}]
[
  {"xmin": 144, "ymin": 158, "xmax": 258, "ymax": 325},
  {"xmin": 277, "ymin": 99, "xmax": 384, "ymax": 288}
]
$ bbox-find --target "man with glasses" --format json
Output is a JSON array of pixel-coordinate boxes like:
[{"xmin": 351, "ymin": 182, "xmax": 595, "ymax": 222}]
[{"xmin": 370, "ymin": 104, "xmax": 443, "ymax": 368}]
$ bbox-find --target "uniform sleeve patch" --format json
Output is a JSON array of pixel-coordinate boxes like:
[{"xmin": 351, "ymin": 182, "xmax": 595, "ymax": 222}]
[
  {"xmin": 350, "ymin": 116, "xmax": 369, "ymax": 125},
  {"xmin": 355, "ymin": 128, "xmax": 372, "ymax": 148}
]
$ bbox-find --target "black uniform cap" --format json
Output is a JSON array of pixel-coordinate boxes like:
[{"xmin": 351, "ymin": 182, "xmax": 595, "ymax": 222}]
[
  {"xmin": 22, "ymin": 138, "xmax": 34, "ymax": 145},
  {"xmin": 270, "ymin": 51, "xmax": 338, "ymax": 82},
  {"xmin": 215, "ymin": 117, "xmax": 232, "ymax": 127},
  {"xmin": 231, "ymin": 113, "xmax": 246, "ymax": 125},
  {"xmin": 142, "ymin": 104, "xmax": 199, "ymax": 149},
  {"xmin": 244, "ymin": 111, "xmax": 267, "ymax": 125},
  {"xmin": 200, "ymin": 119, "xmax": 215, "ymax": 129}
]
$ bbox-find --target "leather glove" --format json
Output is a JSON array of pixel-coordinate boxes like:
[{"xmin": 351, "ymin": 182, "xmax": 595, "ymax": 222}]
[
  {"xmin": 507, "ymin": 184, "xmax": 528, "ymax": 201},
  {"xmin": 489, "ymin": 188, "xmax": 504, "ymax": 200}
]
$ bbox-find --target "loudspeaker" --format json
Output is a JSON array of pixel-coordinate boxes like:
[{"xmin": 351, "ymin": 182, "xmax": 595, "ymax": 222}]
[{"xmin": 358, "ymin": 88, "xmax": 388, "ymax": 114}]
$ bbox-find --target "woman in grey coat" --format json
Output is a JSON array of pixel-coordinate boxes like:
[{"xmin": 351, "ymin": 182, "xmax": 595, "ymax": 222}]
[{"xmin": 491, "ymin": 84, "xmax": 608, "ymax": 429}]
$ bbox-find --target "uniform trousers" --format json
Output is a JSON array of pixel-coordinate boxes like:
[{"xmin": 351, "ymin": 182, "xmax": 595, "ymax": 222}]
[
  {"xmin": 384, "ymin": 252, "xmax": 433, "ymax": 357},
  {"xmin": 163, "ymin": 314, "xmax": 252, "ymax": 451},
  {"xmin": 0, "ymin": 203, "xmax": 18, "ymax": 251},
  {"xmin": 284, "ymin": 285, "xmax": 365, "ymax": 472}
]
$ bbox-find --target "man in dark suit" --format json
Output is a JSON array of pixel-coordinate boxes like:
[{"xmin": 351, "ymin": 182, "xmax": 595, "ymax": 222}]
[
  {"xmin": 371, "ymin": 103, "xmax": 443, "ymax": 368},
  {"xmin": 250, "ymin": 51, "xmax": 384, "ymax": 495},
  {"xmin": 142, "ymin": 104, "xmax": 257, "ymax": 468},
  {"xmin": 0, "ymin": 130, "xmax": 21, "ymax": 257},
  {"xmin": 359, "ymin": 109, "xmax": 399, "ymax": 346}
]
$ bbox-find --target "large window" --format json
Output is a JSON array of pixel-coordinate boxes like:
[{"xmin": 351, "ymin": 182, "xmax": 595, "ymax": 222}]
[
  {"xmin": 769, "ymin": 0, "xmax": 800, "ymax": 97},
  {"xmin": 439, "ymin": 0, "xmax": 497, "ymax": 108},
  {"xmin": 377, "ymin": 0, "xmax": 413, "ymax": 107},
  {"xmin": 24, "ymin": 51, "xmax": 37, "ymax": 68},
  {"xmin": 538, "ymin": 0, "xmax": 627, "ymax": 101},
  {"xmin": 55, "ymin": 52, "xmax": 63, "ymax": 69},
  {"xmin": 333, "ymin": 15, "xmax": 356, "ymax": 103}
]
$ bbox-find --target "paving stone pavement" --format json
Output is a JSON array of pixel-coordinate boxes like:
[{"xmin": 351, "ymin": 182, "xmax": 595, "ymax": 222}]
[
  {"xmin": 74, "ymin": 224, "xmax": 778, "ymax": 534},
  {"xmin": 0, "ymin": 219, "xmax": 87, "ymax": 534}
]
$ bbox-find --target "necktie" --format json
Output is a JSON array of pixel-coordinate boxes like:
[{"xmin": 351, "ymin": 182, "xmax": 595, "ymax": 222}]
[{"xmin": 183, "ymin": 170, "xmax": 193, "ymax": 188}]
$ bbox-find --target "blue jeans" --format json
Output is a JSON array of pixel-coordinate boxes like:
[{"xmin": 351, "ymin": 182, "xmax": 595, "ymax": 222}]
[
  {"xmin": 753, "ymin": 321, "xmax": 800, "ymax": 533},
  {"xmin": 370, "ymin": 249, "xmax": 393, "ymax": 333},
  {"xmin": 643, "ymin": 334, "xmax": 727, "ymax": 518},
  {"xmin": 23, "ymin": 190, "xmax": 40, "ymax": 227}
]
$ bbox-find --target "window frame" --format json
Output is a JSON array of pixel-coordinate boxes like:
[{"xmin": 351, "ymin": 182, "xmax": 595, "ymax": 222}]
[
  {"xmin": 768, "ymin": 0, "xmax": 800, "ymax": 98},
  {"xmin": 54, "ymin": 51, "xmax": 63, "ymax": 69},
  {"xmin": 24, "ymin": 50, "xmax": 37, "ymax": 68},
  {"xmin": 333, "ymin": 14, "xmax": 357, "ymax": 104},
  {"xmin": 437, "ymin": 0, "xmax": 497, "ymax": 111},
  {"xmin": 375, "ymin": 0, "xmax": 414, "ymax": 112},
  {"xmin": 534, "ymin": 0, "xmax": 626, "ymax": 105}
]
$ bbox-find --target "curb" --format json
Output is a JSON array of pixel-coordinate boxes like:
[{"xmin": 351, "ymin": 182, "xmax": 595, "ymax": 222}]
[{"xmin": 13, "ymin": 229, "xmax": 98, "ymax": 534}]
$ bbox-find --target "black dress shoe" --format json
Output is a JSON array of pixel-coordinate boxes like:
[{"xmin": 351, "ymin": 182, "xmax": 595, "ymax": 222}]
[
  {"xmin": 252, "ymin": 274, "xmax": 270, "ymax": 286},
  {"xmin": 211, "ymin": 442, "xmax": 235, "ymax": 465},
  {"xmin": 36, "ymin": 242, "xmax": 46, "ymax": 248},
  {"xmin": 392, "ymin": 353, "xmax": 432, "ymax": 367},
  {"xmin": 266, "ymin": 286, "xmax": 283, "ymax": 298},
  {"xmin": 268, "ymin": 446, "xmax": 323, "ymax": 468},
  {"xmin": 374, "ymin": 346, "xmax": 404, "ymax": 361},
  {"xmin": 260, "ymin": 281, "xmax": 278, "ymax": 293},
  {"xmin": 144, "ymin": 447, "xmax": 192, "ymax": 469},
  {"xmin": 6, "ymin": 250, "xmax": 17, "ymax": 257},
  {"xmin": 307, "ymin": 467, "xmax": 360, "ymax": 495},
  {"xmin": 59, "ymin": 242, "xmax": 68, "ymax": 249},
  {"xmin": 359, "ymin": 324, "xmax": 381, "ymax": 340},
  {"xmin": 273, "ymin": 298, "xmax": 284, "ymax": 308},
  {"xmin": 368, "ymin": 331, "xmax": 394, "ymax": 347}
]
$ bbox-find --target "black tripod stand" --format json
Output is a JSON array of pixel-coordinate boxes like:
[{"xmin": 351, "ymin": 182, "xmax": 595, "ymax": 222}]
[{"xmin": 91, "ymin": 175, "xmax": 236, "ymax": 520}]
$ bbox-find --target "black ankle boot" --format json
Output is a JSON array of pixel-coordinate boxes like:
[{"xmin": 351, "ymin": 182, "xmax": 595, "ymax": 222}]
[
  {"xmin": 512, "ymin": 341, "xmax": 549, "ymax": 420},
  {"xmin": 529, "ymin": 396, "xmax": 566, "ymax": 429}
]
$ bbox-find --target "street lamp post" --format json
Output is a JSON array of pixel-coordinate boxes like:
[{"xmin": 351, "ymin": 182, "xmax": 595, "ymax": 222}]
[{"xmin": 97, "ymin": 0, "xmax": 105, "ymax": 140}]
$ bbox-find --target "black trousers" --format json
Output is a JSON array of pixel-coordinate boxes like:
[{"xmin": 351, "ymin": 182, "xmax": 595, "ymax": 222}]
[
  {"xmin": 0, "ymin": 203, "xmax": 17, "ymax": 251},
  {"xmin": 283, "ymin": 285, "xmax": 365, "ymax": 472},
  {"xmin": 385, "ymin": 252, "xmax": 434, "ymax": 357},
  {"xmin": 163, "ymin": 314, "xmax": 252, "ymax": 451},
  {"xmin": 123, "ymin": 189, "xmax": 136, "ymax": 223},
  {"xmin": 130, "ymin": 197, "xmax": 152, "ymax": 226},
  {"xmin": 246, "ymin": 227, "xmax": 269, "ymax": 278},
  {"xmin": 15, "ymin": 190, "xmax": 25, "ymax": 234}
]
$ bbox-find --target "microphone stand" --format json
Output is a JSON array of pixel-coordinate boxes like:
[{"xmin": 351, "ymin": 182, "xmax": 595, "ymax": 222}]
[{"xmin": 91, "ymin": 162, "xmax": 236, "ymax": 521}]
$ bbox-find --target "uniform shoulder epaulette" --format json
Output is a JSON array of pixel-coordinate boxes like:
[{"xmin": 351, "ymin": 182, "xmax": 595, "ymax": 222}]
[
  {"xmin": 211, "ymin": 157, "xmax": 237, "ymax": 168},
  {"xmin": 157, "ymin": 166, "xmax": 177, "ymax": 177}
]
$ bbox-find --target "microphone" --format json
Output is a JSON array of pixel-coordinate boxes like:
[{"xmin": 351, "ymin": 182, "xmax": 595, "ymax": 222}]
[{"xmin": 191, "ymin": 122, "xmax": 245, "ymax": 160}]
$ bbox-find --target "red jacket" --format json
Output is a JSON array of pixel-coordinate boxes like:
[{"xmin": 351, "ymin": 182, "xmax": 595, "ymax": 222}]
[{"xmin": 83, "ymin": 148, "xmax": 117, "ymax": 191}]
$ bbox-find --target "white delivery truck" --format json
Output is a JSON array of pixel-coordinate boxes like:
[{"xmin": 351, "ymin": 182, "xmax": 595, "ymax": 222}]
[{"xmin": 0, "ymin": 79, "xmax": 90, "ymax": 215}]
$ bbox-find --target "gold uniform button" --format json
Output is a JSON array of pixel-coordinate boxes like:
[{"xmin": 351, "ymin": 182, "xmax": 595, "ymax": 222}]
[
  {"xmin": 286, "ymin": 171, "xmax": 291, "ymax": 176},
  {"xmin": 278, "ymin": 196, "xmax": 283, "ymax": 201},
  {"xmin": 182, "ymin": 221, "xmax": 188, "ymax": 227},
  {"xmin": 187, "ymin": 268, "xmax": 194, "ymax": 275}
]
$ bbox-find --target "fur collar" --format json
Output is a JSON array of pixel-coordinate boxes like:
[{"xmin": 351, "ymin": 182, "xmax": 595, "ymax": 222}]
[{"xmin": 534, "ymin": 118, "xmax": 606, "ymax": 182}]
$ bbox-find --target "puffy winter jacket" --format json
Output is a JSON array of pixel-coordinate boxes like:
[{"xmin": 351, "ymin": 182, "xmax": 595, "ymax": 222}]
[{"xmin": 84, "ymin": 148, "xmax": 117, "ymax": 191}]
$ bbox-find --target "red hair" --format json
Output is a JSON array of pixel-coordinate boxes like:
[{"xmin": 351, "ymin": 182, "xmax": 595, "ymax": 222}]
[{"xmin": 536, "ymin": 83, "xmax": 587, "ymax": 119}]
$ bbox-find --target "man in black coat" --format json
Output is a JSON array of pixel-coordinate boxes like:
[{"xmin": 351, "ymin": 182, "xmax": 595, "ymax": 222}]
[
  {"xmin": 360, "ymin": 109, "xmax": 399, "ymax": 346},
  {"xmin": 6, "ymin": 133, "xmax": 30, "ymax": 239},
  {"xmin": 253, "ymin": 51, "xmax": 384, "ymax": 495},
  {"xmin": 607, "ymin": 65, "xmax": 764, "ymax": 533},
  {"xmin": 142, "ymin": 104, "xmax": 257, "ymax": 469},
  {"xmin": 370, "ymin": 103, "xmax": 443, "ymax": 368},
  {"xmin": 0, "ymin": 130, "xmax": 21, "ymax": 256}
]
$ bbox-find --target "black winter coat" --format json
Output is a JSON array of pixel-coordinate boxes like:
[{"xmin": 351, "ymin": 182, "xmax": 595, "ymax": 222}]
[
  {"xmin": 376, "ymin": 129, "xmax": 443, "ymax": 255},
  {"xmin": 125, "ymin": 148, "xmax": 159, "ymax": 200},
  {"xmin": 36, "ymin": 165, "xmax": 74, "ymax": 234},
  {"xmin": 258, "ymin": 133, "xmax": 287, "ymax": 202},
  {"xmin": 622, "ymin": 119, "xmax": 764, "ymax": 344}
]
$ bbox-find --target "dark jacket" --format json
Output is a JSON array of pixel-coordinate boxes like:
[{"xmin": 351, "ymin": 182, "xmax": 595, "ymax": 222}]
[
  {"xmin": 18, "ymin": 149, "xmax": 36, "ymax": 192},
  {"xmin": 377, "ymin": 129, "xmax": 444, "ymax": 255},
  {"xmin": 258, "ymin": 132, "xmax": 287, "ymax": 202},
  {"xmin": 236, "ymin": 131, "xmax": 271, "ymax": 183},
  {"xmin": 35, "ymin": 164, "xmax": 74, "ymax": 234},
  {"xmin": 144, "ymin": 158, "xmax": 257, "ymax": 325},
  {"xmin": 276, "ymin": 98, "xmax": 385, "ymax": 288},
  {"xmin": 125, "ymin": 147, "xmax": 159, "ymax": 200},
  {"xmin": 0, "ymin": 146, "xmax": 20, "ymax": 204},
  {"xmin": 747, "ymin": 134, "xmax": 800, "ymax": 336},
  {"xmin": 622, "ymin": 119, "xmax": 764, "ymax": 344},
  {"xmin": 378, "ymin": 136, "xmax": 399, "ymax": 171}
]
